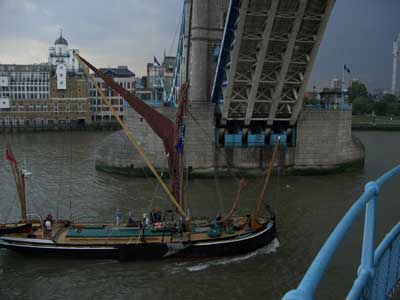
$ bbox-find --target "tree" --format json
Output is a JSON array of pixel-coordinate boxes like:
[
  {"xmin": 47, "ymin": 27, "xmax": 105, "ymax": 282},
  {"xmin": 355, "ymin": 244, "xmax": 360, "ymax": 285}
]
[
  {"xmin": 352, "ymin": 97, "xmax": 371, "ymax": 115},
  {"xmin": 374, "ymin": 101, "xmax": 389, "ymax": 116},
  {"xmin": 348, "ymin": 81, "xmax": 368, "ymax": 103},
  {"xmin": 382, "ymin": 93, "xmax": 398, "ymax": 103}
]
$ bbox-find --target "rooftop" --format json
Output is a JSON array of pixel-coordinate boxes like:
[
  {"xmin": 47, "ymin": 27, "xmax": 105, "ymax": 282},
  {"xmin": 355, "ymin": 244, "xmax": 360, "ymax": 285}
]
[
  {"xmin": 162, "ymin": 56, "xmax": 176, "ymax": 69},
  {"xmin": 55, "ymin": 34, "xmax": 68, "ymax": 46},
  {"xmin": 99, "ymin": 66, "xmax": 135, "ymax": 78},
  {"xmin": 0, "ymin": 64, "xmax": 50, "ymax": 73}
]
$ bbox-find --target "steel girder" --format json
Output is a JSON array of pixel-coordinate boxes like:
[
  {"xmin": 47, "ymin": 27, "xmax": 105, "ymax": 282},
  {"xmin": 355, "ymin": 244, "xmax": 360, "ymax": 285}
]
[{"xmin": 213, "ymin": 0, "xmax": 336, "ymax": 127}]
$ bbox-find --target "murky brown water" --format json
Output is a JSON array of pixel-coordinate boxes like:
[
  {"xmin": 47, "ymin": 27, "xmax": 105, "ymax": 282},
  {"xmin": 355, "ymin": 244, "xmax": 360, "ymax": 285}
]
[{"xmin": 0, "ymin": 130, "xmax": 399, "ymax": 300}]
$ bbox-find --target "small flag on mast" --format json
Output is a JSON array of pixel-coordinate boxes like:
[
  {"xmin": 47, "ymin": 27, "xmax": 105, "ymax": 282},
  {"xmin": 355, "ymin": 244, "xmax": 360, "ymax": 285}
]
[
  {"xmin": 154, "ymin": 56, "xmax": 161, "ymax": 67},
  {"xmin": 344, "ymin": 64, "xmax": 351, "ymax": 74}
]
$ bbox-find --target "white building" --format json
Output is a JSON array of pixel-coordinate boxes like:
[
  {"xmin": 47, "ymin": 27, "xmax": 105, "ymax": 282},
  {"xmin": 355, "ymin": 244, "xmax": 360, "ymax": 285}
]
[
  {"xmin": 0, "ymin": 64, "xmax": 50, "ymax": 103},
  {"xmin": 48, "ymin": 33, "xmax": 80, "ymax": 74},
  {"xmin": 48, "ymin": 34, "xmax": 81, "ymax": 91}
]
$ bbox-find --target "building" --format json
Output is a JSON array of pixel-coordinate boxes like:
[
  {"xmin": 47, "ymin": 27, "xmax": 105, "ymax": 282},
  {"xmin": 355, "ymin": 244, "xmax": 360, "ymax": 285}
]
[
  {"xmin": 48, "ymin": 33, "xmax": 80, "ymax": 73},
  {"xmin": 146, "ymin": 55, "xmax": 176, "ymax": 102},
  {"xmin": 135, "ymin": 78, "xmax": 152, "ymax": 101},
  {"xmin": 88, "ymin": 66, "xmax": 135, "ymax": 121},
  {"xmin": 0, "ymin": 64, "xmax": 51, "ymax": 128},
  {"xmin": 330, "ymin": 78, "xmax": 342, "ymax": 90},
  {"xmin": 319, "ymin": 87, "xmax": 343, "ymax": 105},
  {"xmin": 0, "ymin": 34, "xmax": 91, "ymax": 129}
]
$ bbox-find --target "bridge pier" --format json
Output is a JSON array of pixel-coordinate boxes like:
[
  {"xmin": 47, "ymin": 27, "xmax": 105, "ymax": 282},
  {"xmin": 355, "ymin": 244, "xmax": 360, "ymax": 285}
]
[{"xmin": 95, "ymin": 106, "xmax": 364, "ymax": 177}]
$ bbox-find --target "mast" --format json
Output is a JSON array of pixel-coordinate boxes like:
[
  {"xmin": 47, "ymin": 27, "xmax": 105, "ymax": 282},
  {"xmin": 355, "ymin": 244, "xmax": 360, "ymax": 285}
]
[
  {"xmin": 5, "ymin": 145, "xmax": 27, "ymax": 221},
  {"xmin": 75, "ymin": 55, "xmax": 188, "ymax": 220},
  {"xmin": 174, "ymin": 84, "xmax": 189, "ymax": 212},
  {"xmin": 251, "ymin": 137, "xmax": 280, "ymax": 230},
  {"xmin": 175, "ymin": 0, "xmax": 193, "ymax": 214}
]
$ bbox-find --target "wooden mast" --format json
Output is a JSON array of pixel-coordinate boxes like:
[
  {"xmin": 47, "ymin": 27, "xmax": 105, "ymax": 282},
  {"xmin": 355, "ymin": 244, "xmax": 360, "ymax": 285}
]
[
  {"xmin": 176, "ymin": 0, "xmax": 193, "ymax": 215},
  {"xmin": 251, "ymin": 137, "xmax": 280, "ymax": 230},
  {"xmin": 6, "ymin": 145, "xmax": 27, "ymax": 221},
  {"xmin": 175, "ymin": 85, "xmax": 188, "ymax": 212},
  {"xmin": 75, "ymin": 55, "xmax": 188, "ymax": 220}
]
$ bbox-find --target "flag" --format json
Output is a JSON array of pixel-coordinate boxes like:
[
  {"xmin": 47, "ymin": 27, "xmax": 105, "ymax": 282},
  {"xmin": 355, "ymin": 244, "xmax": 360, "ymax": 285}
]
[
  {"xmin": 5, "ymin": 148, "xmax": 17, "ymax": 164},
  {"xmin": 344, "ymin": 64, "xmax": 351, "ymax": 74},
  {"xmin": 154, "ymin": 56, "xmax": 161, "ymax": 67},
  {"xmin": 175, "ymin": 125, "xmax": 186, "ymax": 154}
]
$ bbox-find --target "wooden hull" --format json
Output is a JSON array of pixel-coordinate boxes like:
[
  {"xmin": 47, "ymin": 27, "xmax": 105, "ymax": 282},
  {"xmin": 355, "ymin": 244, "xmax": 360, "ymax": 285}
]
[{"xmin": 0, "ymin": 221, "xmax": 276, "ymax": 261}]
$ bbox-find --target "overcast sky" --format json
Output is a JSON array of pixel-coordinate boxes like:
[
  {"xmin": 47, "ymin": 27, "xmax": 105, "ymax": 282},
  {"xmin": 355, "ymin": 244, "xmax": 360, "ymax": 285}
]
[{"xmin": 0, "ymin": 0, "xmax": 399, "ymax": 91}]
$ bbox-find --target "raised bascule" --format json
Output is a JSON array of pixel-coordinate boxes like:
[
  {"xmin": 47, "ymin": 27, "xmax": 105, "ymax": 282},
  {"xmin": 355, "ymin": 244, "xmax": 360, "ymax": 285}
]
[{"xmin": 95, "ymin": 0, "xmax": 365, "ymax": 177}]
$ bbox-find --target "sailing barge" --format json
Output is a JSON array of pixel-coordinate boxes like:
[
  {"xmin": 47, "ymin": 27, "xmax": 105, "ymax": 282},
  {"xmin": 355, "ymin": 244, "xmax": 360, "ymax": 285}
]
[{"xmin": 0, "ymin": 55, "xmax": 277, "ymax": 261}]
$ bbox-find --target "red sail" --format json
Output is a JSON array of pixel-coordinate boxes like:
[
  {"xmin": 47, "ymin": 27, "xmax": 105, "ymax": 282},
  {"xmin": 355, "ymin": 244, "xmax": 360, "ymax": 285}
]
[{"xmin": 78, "ymin": 55, "xmax": 177, "ymax": 176}]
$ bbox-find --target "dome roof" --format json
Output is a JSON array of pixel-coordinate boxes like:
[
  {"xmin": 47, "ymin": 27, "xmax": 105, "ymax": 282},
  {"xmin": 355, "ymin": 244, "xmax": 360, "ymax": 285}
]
[{"xmin": 55, "ymin": 34, "xmax": 68, "ymax": 46}]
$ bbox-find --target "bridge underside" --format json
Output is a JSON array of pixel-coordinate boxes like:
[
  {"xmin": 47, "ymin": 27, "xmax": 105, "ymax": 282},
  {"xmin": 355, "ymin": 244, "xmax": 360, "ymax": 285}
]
[{"xmin": 212, "ymin": 0, "xmax": 335, "ymax": 137}]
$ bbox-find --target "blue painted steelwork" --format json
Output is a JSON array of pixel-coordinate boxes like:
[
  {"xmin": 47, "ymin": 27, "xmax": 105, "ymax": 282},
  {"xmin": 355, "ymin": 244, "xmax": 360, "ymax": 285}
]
[
  {"xmin": 224, "ymin": 130, "xmax": 242, "ymax": 147},
  {"xmin": 270, "ymin": 132, "xmax": 287, "ymax": 147},
  {"xmin": 282, "ymin": 165, "xmax": 400, "ymax": 300},
  {"xmin": 167, "ymin": 6, "xmax": 186, "ymax": 107},
  {"xmin": 291, "ymin": 129, "xmax": 297, "ymax": 146},
  {"xmin": 247, "ymin": 132, "xmax": 265, "ymax": 147},
  {"xmin": 303, "ymin": 103, "xmax": 352, "ymax": 111},
  {"xmin": 151, "ymin": 72, "xmax": 167, "ymax": 104},
  {"xmin": 211, "ymin": 0, "xmax": 240, "ymax": 104}
]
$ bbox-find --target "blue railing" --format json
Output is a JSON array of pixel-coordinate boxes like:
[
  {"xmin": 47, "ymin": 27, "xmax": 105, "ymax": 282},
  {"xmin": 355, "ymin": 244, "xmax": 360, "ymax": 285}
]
[
  {"xmin": 282, "ymin": 165, "xmax": 400, "ymax": 300},
  {"xmin": 211, "ymin": 0, "xmax": 240, "ymax": 104}
]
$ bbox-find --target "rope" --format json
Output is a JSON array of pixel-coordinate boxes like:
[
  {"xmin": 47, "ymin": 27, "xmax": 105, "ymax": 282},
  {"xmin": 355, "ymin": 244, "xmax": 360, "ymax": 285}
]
[{"xmin": 168, "ymin": 13, "xmax": 181, "ymax": 56}]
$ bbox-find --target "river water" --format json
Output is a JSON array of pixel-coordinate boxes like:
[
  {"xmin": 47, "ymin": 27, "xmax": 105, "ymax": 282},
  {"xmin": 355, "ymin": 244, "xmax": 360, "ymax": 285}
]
[{"xmin": 0, "ymin": 131, "xmax": 399, "ymax": 300}]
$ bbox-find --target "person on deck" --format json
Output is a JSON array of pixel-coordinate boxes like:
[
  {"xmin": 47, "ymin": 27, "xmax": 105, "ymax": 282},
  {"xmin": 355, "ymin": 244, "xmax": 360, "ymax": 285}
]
[
  {"xmin": 44, "ymin": 214, "xmax": 53, "ymax": 231},
  {"xmin": 115, "ymin": 209, "xmax": 121, "ymax": 226},
  {"xmin": 127, "ymin": 211, "xmax": 135, "ymax": 227}
]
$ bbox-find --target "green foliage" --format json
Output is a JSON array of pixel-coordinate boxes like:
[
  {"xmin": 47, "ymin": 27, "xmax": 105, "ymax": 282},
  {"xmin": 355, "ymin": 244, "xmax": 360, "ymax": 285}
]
[
  {"xmin": 348, "ymin": 81, "xmax": 368, "ymax": 103},
  {"xmin": 304, "ymin": 96, "xmax": 319, "ymax": 105},
  {"xmin": 374, "ymin": 101, "xmax": 389, "ymax": 116},
  {"xmin": 373, "ymin": 93, "xmax": 400, "ymax": 116},
  {"xmin": 382, "ymin": 93, "xmax": 398, "ymax": 103},
  {"xmin": 352, "ymin": 97, "xmax": 372, "ymax": 115}
]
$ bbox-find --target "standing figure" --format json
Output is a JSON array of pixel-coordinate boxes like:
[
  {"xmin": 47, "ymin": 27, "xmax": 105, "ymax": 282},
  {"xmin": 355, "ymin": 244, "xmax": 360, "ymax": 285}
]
[{"xmin": 115, "ymin": 208, "xmax": 121, "ymax": 226}]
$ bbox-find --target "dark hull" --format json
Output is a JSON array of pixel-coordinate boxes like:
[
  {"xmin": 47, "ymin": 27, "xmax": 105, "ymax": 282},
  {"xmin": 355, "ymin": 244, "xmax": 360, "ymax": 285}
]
[
  {"xmin": 0, "ymin": 223, "xmax": 32, "ymax": 235},
  {"xmin": 0, "ymin": 221, "xmax": 276, "ymax": 261}
]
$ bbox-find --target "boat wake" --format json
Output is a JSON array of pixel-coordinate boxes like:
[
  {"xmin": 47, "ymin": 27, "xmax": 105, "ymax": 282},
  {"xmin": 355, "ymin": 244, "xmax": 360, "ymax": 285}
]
[{"xmin": 166, "ymin": 238, "xmax": 280, "ymax": 273}]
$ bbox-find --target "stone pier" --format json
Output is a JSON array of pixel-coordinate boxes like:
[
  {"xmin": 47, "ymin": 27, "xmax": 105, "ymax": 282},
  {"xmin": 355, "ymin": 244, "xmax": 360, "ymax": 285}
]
[{"xmin": 95, "ymin": 106, "xmax": 364, "ymax": 177}]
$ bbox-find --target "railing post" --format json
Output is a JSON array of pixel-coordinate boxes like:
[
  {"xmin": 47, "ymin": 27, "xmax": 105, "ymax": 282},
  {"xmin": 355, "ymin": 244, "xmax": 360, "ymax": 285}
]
[{"xmin": 360, "ymin": 181, "xmax": 379, "ymax": 277}]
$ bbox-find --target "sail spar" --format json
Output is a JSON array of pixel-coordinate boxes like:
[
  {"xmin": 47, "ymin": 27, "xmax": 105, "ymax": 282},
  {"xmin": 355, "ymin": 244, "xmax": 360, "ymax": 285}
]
[{"xmin": 77, "ymin": 55, "xmax": 178, "ymax": 178}]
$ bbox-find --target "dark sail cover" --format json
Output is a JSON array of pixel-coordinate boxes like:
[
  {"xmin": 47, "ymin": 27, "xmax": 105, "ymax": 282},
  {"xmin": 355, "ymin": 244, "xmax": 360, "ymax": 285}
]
[{"xmin": 77, "ymin": 55, "xmax": 177, "ymax": 174}]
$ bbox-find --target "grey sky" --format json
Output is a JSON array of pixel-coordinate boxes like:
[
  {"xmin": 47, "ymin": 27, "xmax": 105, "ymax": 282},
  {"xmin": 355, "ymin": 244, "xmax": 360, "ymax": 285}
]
[{"xmin": 0, "ymin": 0, "xmax": 399, "ymax": 91}]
